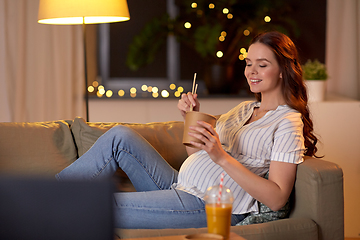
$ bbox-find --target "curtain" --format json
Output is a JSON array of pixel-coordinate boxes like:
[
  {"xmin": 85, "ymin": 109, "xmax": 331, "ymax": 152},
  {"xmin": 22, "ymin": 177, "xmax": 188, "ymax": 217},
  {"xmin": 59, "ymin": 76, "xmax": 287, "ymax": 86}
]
[
  {"xmin": 0, "ymin": 0, "xmax": 85, "ymax": 122},
  {"xmin": 326, "ymin": 0, "xmax": 360, "ymax": 100}
]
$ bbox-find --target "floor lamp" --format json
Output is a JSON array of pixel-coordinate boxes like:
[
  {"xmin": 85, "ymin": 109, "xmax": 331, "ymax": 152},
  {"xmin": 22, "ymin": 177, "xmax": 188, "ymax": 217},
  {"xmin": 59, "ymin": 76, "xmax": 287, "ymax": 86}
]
[{"xmin": 37, "ymin": 0, "xmax": 130, "ymax": 122}]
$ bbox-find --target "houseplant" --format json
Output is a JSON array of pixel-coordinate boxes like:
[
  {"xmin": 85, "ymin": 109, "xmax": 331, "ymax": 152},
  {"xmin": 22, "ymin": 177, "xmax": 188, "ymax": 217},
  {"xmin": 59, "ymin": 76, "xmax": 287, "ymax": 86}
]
[
  {"xmin": 302, "ymin": 59, "xmax": 328, "ymax": 102},
  {"xmin": 126, "ymin": 0, "xmax": 299, "ymax": 94}
]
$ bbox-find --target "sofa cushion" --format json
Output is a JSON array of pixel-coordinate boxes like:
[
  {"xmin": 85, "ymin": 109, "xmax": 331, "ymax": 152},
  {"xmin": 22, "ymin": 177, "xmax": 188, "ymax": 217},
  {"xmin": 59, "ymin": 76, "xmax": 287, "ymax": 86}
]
[
  {"xmin": 71, "ymin": 117, "xmax": 188, "ymax": 171},
  {"xmin": 0, "ymin": 120, "xmax": 77, "ymax": 176}
]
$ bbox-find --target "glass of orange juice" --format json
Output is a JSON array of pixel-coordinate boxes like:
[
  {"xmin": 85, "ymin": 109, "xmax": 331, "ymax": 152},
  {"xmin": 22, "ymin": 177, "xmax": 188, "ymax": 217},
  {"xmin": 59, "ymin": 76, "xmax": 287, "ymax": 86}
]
[{"xmin": 204, "ymin": 185, "xmax": 233, "ymax": 240}]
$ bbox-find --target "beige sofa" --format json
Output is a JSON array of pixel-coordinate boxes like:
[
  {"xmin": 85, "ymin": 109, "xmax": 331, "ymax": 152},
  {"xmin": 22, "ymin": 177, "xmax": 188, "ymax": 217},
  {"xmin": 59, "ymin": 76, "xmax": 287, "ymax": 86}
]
[{"xmin": 0, "ymin": 117, "xmax": 344, "ymax": 240}]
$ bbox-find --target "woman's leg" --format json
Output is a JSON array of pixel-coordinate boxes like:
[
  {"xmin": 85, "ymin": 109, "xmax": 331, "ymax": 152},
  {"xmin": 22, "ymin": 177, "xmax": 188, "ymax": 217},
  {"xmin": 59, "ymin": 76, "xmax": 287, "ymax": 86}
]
[
  {"xmin": 113, "ymin": 189, "xmax": 207, "ymax": 229},
  {"xmin": 56, "ymin": 125, "xmax": 178, "ymax": 191},
  {"xmin": 113, "ymin": 189, "xmax": 248, "ymax": 229}
]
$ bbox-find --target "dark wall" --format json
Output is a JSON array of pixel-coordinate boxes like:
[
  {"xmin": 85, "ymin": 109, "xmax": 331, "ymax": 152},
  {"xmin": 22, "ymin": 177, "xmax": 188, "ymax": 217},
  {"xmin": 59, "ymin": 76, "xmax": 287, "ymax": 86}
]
[{"xmin": 290, "ymin": 0, "xmax": 327, "ymax": 64}]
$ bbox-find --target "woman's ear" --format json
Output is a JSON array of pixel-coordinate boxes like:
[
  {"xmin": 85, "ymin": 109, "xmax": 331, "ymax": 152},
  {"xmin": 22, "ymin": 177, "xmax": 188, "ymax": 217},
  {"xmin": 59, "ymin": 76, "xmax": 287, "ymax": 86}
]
[{"xmin": 280, "ymin": 73, "xmax": 283, "ymax": 79}]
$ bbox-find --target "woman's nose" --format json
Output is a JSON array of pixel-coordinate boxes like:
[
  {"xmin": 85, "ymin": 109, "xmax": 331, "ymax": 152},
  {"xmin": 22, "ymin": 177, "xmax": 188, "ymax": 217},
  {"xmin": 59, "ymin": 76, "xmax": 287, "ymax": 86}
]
[{"xmin": 249, "ymin": 66, "xmax": 257, "ymax": 74}]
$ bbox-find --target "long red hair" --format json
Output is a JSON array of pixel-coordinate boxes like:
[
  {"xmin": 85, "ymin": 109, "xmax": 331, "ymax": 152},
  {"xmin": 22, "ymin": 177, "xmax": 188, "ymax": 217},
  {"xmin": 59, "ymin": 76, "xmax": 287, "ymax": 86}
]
[{"xmin": 250, "ymin": 31, "xmax": 319, "ymax": 157}]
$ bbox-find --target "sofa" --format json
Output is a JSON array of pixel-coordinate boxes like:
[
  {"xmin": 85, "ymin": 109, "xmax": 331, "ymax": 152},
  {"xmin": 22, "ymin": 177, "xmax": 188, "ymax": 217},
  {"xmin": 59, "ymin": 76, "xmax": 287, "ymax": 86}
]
[{"xmin": 0, "ymin": 117, "xmax": 344, "ymax": 240}]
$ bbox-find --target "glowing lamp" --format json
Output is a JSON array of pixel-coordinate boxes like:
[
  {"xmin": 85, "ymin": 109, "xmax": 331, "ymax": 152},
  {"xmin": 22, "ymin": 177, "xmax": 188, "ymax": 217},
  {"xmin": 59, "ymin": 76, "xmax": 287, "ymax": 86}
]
[{"xmin": 38, "ymin": 0, "xmax": 130, "ymax": 121}]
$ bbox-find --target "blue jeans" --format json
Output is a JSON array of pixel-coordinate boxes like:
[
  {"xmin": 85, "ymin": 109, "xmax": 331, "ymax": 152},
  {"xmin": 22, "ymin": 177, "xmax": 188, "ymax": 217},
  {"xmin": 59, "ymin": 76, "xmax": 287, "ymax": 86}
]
[{"xmin": 56, "ymin": 126, "xmax": 246, "ymax": 228}]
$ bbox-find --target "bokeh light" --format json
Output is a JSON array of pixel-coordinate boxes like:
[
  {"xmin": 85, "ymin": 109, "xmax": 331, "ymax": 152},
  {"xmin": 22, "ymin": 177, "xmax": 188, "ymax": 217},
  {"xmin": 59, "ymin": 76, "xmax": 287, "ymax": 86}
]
[
  {"xmin": 216, "ymin": 51, "xmax": 224, "ymax": 58},
  {"xmin": 118, "ymin": 90, "xmax": 125, "ymax": 97},
  {"xmin": 88, "ymin": 86, "xmax": 95, "ymax": 93},
  {"xmin": 98, "ymin": 88, "xmax": 105, "ymax": 95},
  {"xmin": 170, "ymin": 83, "xmax": 176, "ymax": 90},
  {"xmin": 264, "ymin": 16, "xmax": 271, "ymax": 22},
  {"xmin": 92, "ymin": 81, "xmax": 99, "ymax": 87},
  {"xmin": 130, "ymin": 87, "xmax": 137, "ymax": 94},
  {"xmin": 152, "ymin": 87, "xmax": 159, "ymax": 93},
  {"xmin": 106, "ymin": 90, "xmax": 113, "ymax": 98},
  {"xmin": 141, "ymin": 85, "xmax": 147, "ymax": 91},
  {"xmin": 174, "ymin": 91, "xmax": 181, "ymax": 97},
  {"xmin": 97, "ymin": 91, "xmax": 103, "ymax": 98},
  {"xmin": 161, "ymin": 90, "xmax": 170, "ymax": 98},
  {"xmin": 243, "ymin": 29, "xmax": 250, "ymax": 36}
]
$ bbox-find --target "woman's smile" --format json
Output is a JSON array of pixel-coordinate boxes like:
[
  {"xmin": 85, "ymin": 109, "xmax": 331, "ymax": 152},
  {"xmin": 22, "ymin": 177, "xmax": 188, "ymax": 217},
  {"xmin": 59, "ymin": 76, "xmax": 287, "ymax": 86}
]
[{"xmin": 250, "ymin": 78, "xmax": 262, "ymax": 84}]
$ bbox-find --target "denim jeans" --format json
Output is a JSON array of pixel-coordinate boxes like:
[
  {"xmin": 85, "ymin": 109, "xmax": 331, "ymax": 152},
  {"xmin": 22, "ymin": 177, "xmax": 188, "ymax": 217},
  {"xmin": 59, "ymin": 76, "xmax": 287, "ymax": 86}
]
[{"xmin": 56, "ymin": 125, "xmax": 246, "ymax": 228}]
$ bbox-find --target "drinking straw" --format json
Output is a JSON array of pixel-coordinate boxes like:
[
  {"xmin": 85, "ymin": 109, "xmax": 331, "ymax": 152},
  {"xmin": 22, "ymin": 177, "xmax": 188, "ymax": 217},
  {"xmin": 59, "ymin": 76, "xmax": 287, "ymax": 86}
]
[
  {"xmin": 217, "ymin": 172, "xmax": 224, "ymax": 205},
  {"xmin": 190, "ymin": 73, "xmax": 197, "ymax": 111}
]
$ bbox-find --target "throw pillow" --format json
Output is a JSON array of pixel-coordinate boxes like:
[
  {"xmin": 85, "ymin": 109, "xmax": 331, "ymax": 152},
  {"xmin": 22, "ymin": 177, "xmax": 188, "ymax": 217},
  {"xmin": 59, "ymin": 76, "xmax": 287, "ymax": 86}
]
[{"xmin": 70, "ymin": 117, "xmax": 188, "ymax": 171}]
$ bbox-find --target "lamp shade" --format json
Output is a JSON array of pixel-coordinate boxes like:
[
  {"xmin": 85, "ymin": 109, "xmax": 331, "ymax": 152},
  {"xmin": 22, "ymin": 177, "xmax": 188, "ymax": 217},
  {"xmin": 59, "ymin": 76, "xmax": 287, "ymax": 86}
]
[{"xmin": 38, "ymin": 0, "xmax": 130, "ymax": 25}]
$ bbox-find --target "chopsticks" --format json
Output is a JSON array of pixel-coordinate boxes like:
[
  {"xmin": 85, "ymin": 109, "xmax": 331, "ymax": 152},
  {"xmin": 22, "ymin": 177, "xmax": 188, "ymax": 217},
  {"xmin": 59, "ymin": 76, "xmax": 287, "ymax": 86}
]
[{"xmin": 190, "ymin": 73, "xmax": 198, "ymax": 111}]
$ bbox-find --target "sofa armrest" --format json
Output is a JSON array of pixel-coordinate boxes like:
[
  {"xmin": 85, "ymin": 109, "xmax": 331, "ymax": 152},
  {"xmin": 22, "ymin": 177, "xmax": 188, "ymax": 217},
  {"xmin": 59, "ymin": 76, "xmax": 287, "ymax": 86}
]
[
  {"xmin": 0, "ymin": 120, "xmax": 77, "ymax": 176},
  {"xmin": 290, "ymin": 157, "xmax": 344, "ymax": 240}
]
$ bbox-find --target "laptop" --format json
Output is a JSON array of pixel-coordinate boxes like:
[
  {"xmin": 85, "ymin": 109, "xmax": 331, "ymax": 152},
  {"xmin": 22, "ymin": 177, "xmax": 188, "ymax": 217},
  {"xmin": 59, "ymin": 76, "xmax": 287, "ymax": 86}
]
[{"xmin": 0, "ymin": 176, "xmax": 114, "ymax": 240}]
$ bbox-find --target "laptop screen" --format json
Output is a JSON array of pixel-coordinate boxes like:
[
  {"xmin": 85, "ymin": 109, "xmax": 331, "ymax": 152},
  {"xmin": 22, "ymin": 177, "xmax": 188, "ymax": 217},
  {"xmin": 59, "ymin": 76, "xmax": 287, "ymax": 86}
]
[{"xmin": 0, "ymin": 176, "xmax": 114, "ymax": 240}]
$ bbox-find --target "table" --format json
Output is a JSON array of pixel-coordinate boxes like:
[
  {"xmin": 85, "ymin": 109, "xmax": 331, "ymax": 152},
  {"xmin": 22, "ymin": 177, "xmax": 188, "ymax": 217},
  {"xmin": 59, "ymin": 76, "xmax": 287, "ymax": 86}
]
[{"xmin": 123, "ymin": 232, "xmax": 245, "ymax": 240}]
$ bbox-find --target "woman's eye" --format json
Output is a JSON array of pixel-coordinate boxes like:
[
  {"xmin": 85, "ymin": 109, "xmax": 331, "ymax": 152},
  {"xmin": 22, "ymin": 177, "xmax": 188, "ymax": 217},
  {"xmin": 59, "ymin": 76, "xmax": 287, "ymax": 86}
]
[{"xmin": 259, "ymin": 65, "xmax": 267, "ymax": 68}]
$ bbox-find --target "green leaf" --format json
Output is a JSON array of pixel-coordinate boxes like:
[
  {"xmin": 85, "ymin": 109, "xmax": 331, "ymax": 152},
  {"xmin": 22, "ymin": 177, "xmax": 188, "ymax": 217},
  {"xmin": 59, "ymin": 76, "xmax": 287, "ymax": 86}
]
[
  {"xmin": 126, "ymin": 14, "xmax": 170, "ymax": 71},
  {"xmin": 302, "ymin": 59, "xmax": 328, "ymax": 80},
  {"xmin": 193, "ymin": 24, "xmax": 222, "ymax": 58}
]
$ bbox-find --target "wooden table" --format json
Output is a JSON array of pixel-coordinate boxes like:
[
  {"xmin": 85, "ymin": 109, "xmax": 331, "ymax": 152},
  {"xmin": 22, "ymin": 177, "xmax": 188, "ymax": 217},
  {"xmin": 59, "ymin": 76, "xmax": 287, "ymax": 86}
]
[{"xmin": 123, "ymin": 232, "xmax": 245, "ymax": 240}]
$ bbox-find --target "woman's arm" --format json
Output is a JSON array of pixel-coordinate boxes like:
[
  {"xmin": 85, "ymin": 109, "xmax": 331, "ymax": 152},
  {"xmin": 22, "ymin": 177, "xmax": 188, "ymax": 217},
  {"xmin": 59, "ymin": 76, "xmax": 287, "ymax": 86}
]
[
  {"xmin": 188, "ymin": 121, "xmax": 297, "ymax": 211},
  {"xmin": 220, "ymin": 156, "xmax": 296, "ymax": 211}
]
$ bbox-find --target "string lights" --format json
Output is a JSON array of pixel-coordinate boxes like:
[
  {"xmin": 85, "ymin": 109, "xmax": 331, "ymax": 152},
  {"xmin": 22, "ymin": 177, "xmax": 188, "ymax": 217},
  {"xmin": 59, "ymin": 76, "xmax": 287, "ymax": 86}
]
[
  {"xmin": 90, "ymin": 2, "xmax": 273, "ymax": 99},
  {"xmin": 89, "ymin": 81, "xmax": 185, "ymax": 99},
  {"xmin": 185, "ymin": 2, "xmax": 270, "ymax": 62}
]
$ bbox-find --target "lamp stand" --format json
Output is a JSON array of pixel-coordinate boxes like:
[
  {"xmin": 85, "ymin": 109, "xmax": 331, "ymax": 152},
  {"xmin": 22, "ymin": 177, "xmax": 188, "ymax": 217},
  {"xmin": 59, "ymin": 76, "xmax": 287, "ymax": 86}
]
[
  {"xmin": 37, "ymin": 0, "xmax": 131, "ymax": 123},
  {"xmin": 82, "ymin": 17, "xmax": 89, "ymax": 122}
]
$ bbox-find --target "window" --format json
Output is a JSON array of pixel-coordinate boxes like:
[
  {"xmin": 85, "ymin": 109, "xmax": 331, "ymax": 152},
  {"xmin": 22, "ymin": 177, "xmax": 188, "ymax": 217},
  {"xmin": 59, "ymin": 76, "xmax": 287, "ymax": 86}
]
[
  {"xmin": 98, "ymin": 0, "xmax": 199, "ymax": 99},
  {"xmin": 96, "ymin": 0, "xmax": 326, "ymax": 99}
]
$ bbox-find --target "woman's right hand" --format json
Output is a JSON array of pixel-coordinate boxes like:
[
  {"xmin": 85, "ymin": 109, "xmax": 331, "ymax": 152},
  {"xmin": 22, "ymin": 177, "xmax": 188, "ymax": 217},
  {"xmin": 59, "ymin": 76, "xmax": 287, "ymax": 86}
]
[{"xmin": 177, "ymin": 92, "xmax": 200, "ymax": 119}]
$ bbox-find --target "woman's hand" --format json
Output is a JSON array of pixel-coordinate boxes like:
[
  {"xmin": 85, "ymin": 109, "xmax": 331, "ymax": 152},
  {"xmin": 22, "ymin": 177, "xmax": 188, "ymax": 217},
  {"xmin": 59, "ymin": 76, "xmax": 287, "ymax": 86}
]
[
  {"xmin": 188, "ymin": 121, "xmax": 228, "ymax": 164},
  {"xmin": 177, "ymin": 92, "xmax": 200, "ymax": 119}
]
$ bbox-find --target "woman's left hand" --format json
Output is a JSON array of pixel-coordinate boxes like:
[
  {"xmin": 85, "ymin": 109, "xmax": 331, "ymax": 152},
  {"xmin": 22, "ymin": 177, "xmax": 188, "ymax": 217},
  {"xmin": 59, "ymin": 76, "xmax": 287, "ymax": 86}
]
[{"xmin": 189, "ymin": 121, "xmax": 228, "ymax": 165}]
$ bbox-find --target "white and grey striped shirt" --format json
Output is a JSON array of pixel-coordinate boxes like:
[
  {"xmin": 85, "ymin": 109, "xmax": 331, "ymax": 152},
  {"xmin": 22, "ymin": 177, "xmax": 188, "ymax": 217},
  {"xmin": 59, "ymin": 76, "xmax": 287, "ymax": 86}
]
[{"xmin": 175, "ymin": 101, "xmax": 305, "ymax": 214}]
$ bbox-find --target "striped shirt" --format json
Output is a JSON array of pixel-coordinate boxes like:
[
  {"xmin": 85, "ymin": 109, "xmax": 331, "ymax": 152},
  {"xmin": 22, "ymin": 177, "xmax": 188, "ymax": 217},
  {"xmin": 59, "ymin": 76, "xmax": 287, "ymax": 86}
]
[{"xmin": 174, "ymin": 101, "xmax": 305, "ymax": 214}]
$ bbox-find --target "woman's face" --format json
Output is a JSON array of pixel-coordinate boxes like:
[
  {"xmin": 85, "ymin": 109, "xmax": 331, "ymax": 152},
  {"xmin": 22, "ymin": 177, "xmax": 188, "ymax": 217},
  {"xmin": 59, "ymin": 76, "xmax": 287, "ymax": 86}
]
[{"xmin": 244, "ymin": 42, "xmax": 283, "ymax": 97}]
